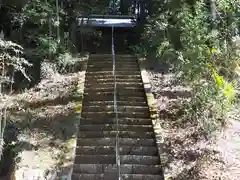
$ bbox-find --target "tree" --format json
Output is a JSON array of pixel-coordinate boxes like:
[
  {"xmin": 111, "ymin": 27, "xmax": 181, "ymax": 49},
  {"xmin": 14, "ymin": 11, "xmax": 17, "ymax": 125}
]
[{"xmin": 135, "ymin": 0, "xmax": 240, "ymax": 135}]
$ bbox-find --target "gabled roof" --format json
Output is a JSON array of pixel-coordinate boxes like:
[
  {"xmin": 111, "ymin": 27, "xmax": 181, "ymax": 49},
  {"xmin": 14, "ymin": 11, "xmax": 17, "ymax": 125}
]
[{"xmin": 77, "ymin": 15, "xmax": 137, "ymax": 28}]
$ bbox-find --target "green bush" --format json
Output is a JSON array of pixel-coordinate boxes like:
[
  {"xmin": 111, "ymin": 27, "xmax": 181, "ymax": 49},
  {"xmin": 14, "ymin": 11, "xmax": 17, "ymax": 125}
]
[
  {"xmin": 130, "ymin": 44, "xmax": 147, "ymax": 57},
  {"xmin": 0, "ymin": 39, "xmax": 32, "ymax": 85},
  {"xmin": 138, "ymin": 0, "xmax": 240, "ymax": 135}
]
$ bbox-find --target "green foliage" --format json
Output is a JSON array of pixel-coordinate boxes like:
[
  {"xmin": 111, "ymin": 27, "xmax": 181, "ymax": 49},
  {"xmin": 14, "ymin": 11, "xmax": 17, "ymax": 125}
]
[
  {"xmin": 141, "ymin": 0, "xmax": 240, "ymax": 135},
  {"xmin": 130, "ymin": 44, "xmax": 147, "ymax": 57},
  {"xmin": 38, "ymin": 35, "xmax": 59, "ymax": 56},
  {"xmin": 20, "ymin": 0, "xmax": 66, "ymax": 59},
  {"xmin": 208, "ymin": 63, "xmax": 236, "ymax": 105},
  {"xmin": 56, "ymin": 52, "xmax": 77, "ymax": 73},
  {"xmin": 0, "ymin": 39, "xmax": 32, "ymax": 90}
]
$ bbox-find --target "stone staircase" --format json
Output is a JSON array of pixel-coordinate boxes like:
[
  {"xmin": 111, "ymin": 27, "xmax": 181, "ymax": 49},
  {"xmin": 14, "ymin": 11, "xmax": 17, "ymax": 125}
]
[{"xmin": 72, "ymin": 54, "xmax": 164, "ymax": 180}]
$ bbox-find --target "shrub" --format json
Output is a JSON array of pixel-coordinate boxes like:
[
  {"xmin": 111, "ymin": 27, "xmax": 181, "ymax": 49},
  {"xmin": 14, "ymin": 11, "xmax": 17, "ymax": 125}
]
[
  {"xmin": 0, "ymin": 39, "xmax": 32, "ymax": 93},
  {"xmin": 138, "ymin": 0, "xmax": 240, "ymax": 135}
]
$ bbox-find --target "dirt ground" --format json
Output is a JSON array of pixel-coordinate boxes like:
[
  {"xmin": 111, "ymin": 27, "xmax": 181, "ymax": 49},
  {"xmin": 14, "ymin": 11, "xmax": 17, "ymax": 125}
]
[
  {"xmin": 0, "ymin": 56, "xmax": 87, "ymax": 180},
  {"xmin": 146, "ymin": 59, "xmax": 240, "ymax": 180}
]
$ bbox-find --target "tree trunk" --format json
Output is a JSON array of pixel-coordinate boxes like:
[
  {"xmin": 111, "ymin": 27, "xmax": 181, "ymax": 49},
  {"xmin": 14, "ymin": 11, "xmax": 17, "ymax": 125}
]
[
  {"xmin": 147, "ymin": 0, "xmax": 152, "ymax": 16},
  {"xmin": 210, "ymin": 0, "xmax": 217, "ymax": 26},
  {"xmin": 70, "ymin": 21, "xmax": 77, "ymax": 52},
  {"xmin": 120, "ymin": 0, "xmax": 129, "ymax": 15},
  {"xmin": 209, "ymin": 0, "xmax": 219, "ymax": 49}
]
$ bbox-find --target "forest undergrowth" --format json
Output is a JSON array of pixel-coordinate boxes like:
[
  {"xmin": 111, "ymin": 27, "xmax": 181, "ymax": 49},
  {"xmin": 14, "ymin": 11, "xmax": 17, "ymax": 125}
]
[{"xmin": 132, "ymin": 0, "xmax": 240, "ymax": 179}]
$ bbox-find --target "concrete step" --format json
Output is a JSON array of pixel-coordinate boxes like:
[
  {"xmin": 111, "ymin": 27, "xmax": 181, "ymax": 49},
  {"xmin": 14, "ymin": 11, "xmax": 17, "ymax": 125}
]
[
  {"xmin": 81, "ymin": 112, "xmax": 150, "ymax": 119},
  {"xmin": 82, "ymin": 105, "xmax": 149, "ymax": 113},
  {"xmin": 80, "ymin": 117, "xmax": 152, "ymax": 125},
  {"xmin": 71, "ymin": 173, "xmax": 163, "ymax": 180},
  {"xmin": 78, "ymin": 131, "xmax": 155, "ymax": 139},
  {"xmin": 82, "ymin": 101, "xmax": 148, "ymax": 107},
  {"xmin": 75, "ymin": 146, "xmax": 158, "ymax": 156},
  {"xmin": 74, "ymin": 155, "xmax": 159, "ymax": 165},
  {"xmin": 73, "ymin": 164, "xmax": 162, "ymax": 174},
  {"xmin": 77, "ymin": 138, "xmax": 156, "ymax": 147},
  {"xmin": 78, "ymin": 124, "xmax": 153, "ymax": 132}
]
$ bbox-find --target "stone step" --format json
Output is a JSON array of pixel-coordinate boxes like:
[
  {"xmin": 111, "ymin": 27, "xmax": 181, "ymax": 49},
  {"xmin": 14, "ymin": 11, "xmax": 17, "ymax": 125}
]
[
  {"xmin": 87, "ymin": 64, "xmax": 138, "ymax": 68},
  {"xmin": 86, "ymin": 71, "xmax": 141, "ymax": 76},
  {"xmin": 83, "ymin": 95, "xmax": 146, "ymax": 102},
  {"xmin": 84, "ymin": 83, "xmax": 143, "ymax": 89},
  {"xmin": 81, "ymin": 112, "xmax": 150, "ymax": 119},
  {"xmin": 87, "ymin": 67, "xmax": 140, "ymax": 72},
  {"xmin": 80, "ymin": 117, "xmax": 152, "ymax": 125},
  {"xmin": 75, "ymin": 146, "xmax": 158, "ymax": 156},
  {"xmin": 77, "ymin": 138, "xmax": 156, "ymax": 147},
  {"xmin": 82, "ymin": 101, "xmax": 148, "ymax": 107},
  {"xmin": 87, "ymin": 66, "xmax": 139, "ymax": 71},
  {"xmin": 82, "ymin": 105, "xmax": 149, "ymax": 112},
  {"xmin": 89, "ymin": 57, "xmax": 137, "ymax": 60},
  {"xmin": 121, "ymin": 174, "xmax": 164, "ymax": 180},
  {"xmin": 85, "ymin": 75, "xmax": 141, "ymax": 80},
  {"xmin": 88, "ymin": 58, "xmax": 137, "ymax": 62},
  {"xmin": 85, "ymin": 78, "xmax": 142, "ymax": 83},
  {"xmin": 85, "ymin": 81, "xmax": 143, "ymax": 85},
  {"xmin": 87, "ymin": 62, "xmax": 138, "ymax": 66},
  {"xmin": 87, "ymin": 61, "xmax": 138, "ymax": 65},
  {"xmin": 72, "ymin": 173, "xmax": 163, "ymax": 180},
  {"xmin": 78, "ymin": 124, "xmax": 153, "ymax": 132},
  {"xmin": 73, "ymin": 164, "xmax": 162, "ymax": 174},
  {"xmin": 73, "ymin": 54, "xmax": 162, "ymax": 180},
  {"xmin": 89, "ymin": 54, "xmax": 134, "ymax": 58},
  {"xmin": 88, "ymin": 56, "xmax": 136, "ymax": 60},
  {"xmin": 88, "ymin": 57, "xmax": 136, "ymax": 60},
  {"xmin": 78, "ymin": 131, "xmax": 154, "ymax": 139},
  {"xmin": 84, "ymin": 88, "xmax": 145, "ymax": 94},
  {"xmin": 83, "ymin": 91, "xmax": 145, "ymax": 97},
  {"xmin": 74, "ymin": 155, "xmax": 159, "ymax": 165},
  {"xmin": 85, "ymin": 75, "xmax": 141, "ymax": 79}
]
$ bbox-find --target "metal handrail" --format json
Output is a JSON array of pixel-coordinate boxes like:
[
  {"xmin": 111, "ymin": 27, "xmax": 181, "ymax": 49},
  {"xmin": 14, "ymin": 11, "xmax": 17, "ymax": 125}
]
[{"xmin": 112, "ymin": 26, "xmax": 121, "ymax": 180}]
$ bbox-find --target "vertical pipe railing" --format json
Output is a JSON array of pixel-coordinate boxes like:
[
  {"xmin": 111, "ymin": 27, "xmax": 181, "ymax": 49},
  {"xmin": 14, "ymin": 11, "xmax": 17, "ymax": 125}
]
[{"xmin": 112, "ymin": 26, "xmax": 121, "ymax": 180}]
